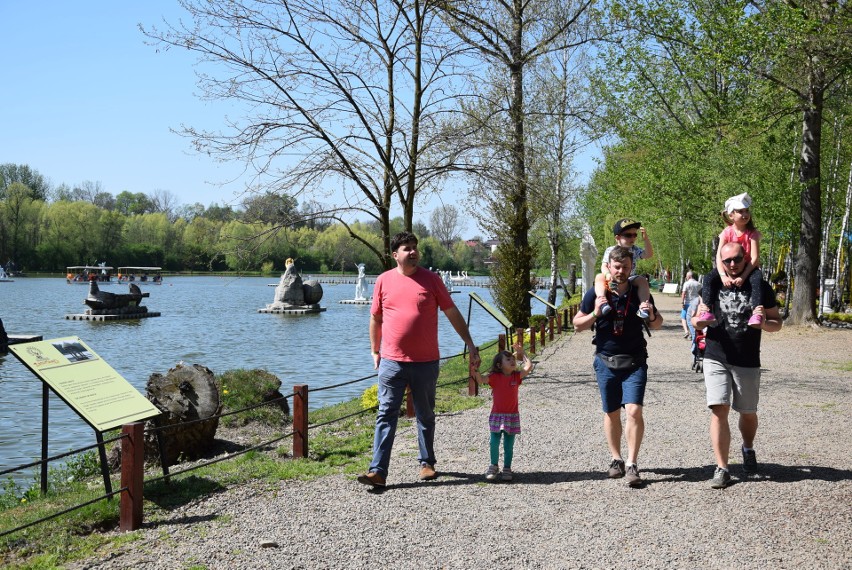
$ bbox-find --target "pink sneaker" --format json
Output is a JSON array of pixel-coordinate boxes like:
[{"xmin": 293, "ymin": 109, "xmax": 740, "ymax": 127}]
[
  {"xmin": 697, "ymin": 311, "xmax": 717, "ymax": 326},
  {"xmin": 748, "ymin": 313, "xmax": 763, "ymax": 328}
]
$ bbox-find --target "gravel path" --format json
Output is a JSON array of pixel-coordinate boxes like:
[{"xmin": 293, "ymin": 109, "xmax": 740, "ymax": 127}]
[{"xmin": 71, "ymin": 295, "xmax": 852, "ymax": 569}]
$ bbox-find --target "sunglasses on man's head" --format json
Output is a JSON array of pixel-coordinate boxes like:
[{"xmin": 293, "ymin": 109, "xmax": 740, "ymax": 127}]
[
  {"xmin": 722, "ymin": 255, "xmax": 744, "ymax": 264},
  {"xmin": 619, "ymin": 232, "xmax": 638, "ymax": 238}
]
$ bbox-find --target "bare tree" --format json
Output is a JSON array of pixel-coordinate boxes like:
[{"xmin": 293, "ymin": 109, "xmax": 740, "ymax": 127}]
[
  {"xmin": 149, "ymin": 189, "xmax": 180, "ymax": 221},
  {"xmin": 430, "ymin": 204, "xmax": 461, "ymax": 248},
  {"xmin": 143, "ymin": 0, "xmax": 468, "ymax": 269}
]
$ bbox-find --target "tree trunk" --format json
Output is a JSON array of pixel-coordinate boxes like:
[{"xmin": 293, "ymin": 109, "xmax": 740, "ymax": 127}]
[
  {"xmin": 789, "ymin": 83, "xmax": 824, "ymax": 325},
  {"xmin": 145, "ymin": 363, "xmax": 222, "ymax": 466}
]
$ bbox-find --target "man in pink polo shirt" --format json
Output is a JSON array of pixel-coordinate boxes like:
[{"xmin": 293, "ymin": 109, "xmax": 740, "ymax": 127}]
[{"xmin": 358, "ymin": 232, "xmax": 481, "ymax": 488}]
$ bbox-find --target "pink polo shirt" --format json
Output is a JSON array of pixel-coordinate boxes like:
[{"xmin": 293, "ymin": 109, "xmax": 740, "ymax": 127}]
[{"xmin": 371, "ymin": 267, "xmax": 456, "ymax": 362}]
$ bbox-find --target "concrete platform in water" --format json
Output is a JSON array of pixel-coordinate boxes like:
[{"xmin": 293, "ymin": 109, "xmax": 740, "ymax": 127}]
[
  {"xmin": 64, "ymin": 312, "xmax": 162, "ymax": 321},
  {"xmin": 257, "ymin": 307, "xmax": 327, "ymax": 314},
  {"xmin": 339, "ymin": 299, "xmax": 371, "ymax": 305}
]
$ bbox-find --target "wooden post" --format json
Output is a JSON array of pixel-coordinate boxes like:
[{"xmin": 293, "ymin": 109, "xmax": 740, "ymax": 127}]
[
  {"xmin": 556, "ymin": 312, "xmax": 563, "ymax": 332},
  {"xmin": 539, "ymin": 323, "xmax": 546, "ymax": 348},
  {"xmin": 293, "ymin": 384, "xmax": 308, "ymax": 458},
  {"xmin": 406, "ymin": 388, "xmax": 415, "ymax": 418},
  {"xmin": 548, "ymin": 316, "xmax": 555, "ymax": 341},
  {"xmin": 529, "ymin": 326, "xmax": 536, "ymax": 354},
  {"xmin": 498, "ymin": 334, "xmax": 506, "ymax": 352},
  {"xmin": 120, "ymin": 422, "xmax": 144, "ymax": 531},
  {"xmin": 516, "ymin": 328, "xmax": 524, "ymax": 352},
  {"xmin": 468, "ymin": 371, "xmax": 478, "ymax": 397}
]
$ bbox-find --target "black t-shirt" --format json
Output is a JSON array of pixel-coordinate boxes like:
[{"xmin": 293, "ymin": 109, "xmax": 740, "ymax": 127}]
[
  {"xmin": 579, "ymin": 286, "xmax": 651, "ymax": 356},
  {"xmin": 703, "ymin": 280, "xmax": 778, "ymax": 368}
]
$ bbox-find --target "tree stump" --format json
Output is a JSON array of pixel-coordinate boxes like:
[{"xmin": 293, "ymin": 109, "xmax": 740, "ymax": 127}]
[{"xmin": 145, "ymin": 363, "xmax": 222, "ymax": 467}]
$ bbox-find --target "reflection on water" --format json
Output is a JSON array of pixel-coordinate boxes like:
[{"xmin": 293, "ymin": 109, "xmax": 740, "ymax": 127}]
[{"xmin": 1, "ymin": 275, "xmax": 560, "ymax": 480}]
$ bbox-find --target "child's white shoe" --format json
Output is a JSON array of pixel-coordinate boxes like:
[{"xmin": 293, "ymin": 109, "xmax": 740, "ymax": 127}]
[{"xmin": 485, "ymin": 464, "xmax": 499, "ymax": 481}]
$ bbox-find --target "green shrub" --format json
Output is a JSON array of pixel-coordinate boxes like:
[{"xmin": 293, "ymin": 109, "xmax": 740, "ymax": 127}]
[
  {"xmin": 218, "ymin": 369, "xmax": 290, "ymax": 426},
  {"xmin": 361, "ymin": 384, "xmax": 378, "ymax": 410},
  {"xmin": 529, "ymin": 314, "xmax": 547, "ymax": 328},
  {"xmin": 823, "ymin": 312, "xmax": 852, "ymax": 323}
]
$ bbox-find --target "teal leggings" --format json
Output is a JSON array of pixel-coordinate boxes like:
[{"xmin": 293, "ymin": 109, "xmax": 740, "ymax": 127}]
[{"xmin": 490, "ymin": 431, "xmax": 516, "ymax": 468}]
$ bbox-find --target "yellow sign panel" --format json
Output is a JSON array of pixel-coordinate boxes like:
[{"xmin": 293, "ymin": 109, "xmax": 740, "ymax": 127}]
[{"xmin": 10, "ymin": 337, "xmax": 160, "ymax": 432}]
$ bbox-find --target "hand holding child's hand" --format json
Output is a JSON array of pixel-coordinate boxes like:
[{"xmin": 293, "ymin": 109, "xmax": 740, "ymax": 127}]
[{"xmin": 732, "ymin": 277, "xmax": 744, "ymax": 287}]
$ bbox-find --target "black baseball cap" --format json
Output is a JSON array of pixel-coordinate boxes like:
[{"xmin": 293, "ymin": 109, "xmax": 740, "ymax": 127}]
[{"xmin": 613, "ymin": 218, "xmax": 641, "ymax": 235}]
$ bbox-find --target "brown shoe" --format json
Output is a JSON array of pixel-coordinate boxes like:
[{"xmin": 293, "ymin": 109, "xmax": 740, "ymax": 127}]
[
  {"xmin": 357, "ymin": 471, "xmax": 386, "ymax": 487},
  {"xmin": 419, "ymin": 463, "xmax": 437, "ymax": 480}
]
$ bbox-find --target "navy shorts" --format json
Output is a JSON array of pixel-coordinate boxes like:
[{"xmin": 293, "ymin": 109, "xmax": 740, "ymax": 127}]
[{"xmin": 593, "ymin": 356, "xmax": 648, "ymax": 413}]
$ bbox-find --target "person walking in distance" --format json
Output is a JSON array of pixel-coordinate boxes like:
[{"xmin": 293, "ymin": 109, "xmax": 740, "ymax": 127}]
[
  {"xmin": 573, "ymin": 246, "xmax": 664, "ymax": 488},
  {"xmin": 358, "ymin": 232, "xmax": 481, "ymax": 488},
  {"xmin": 680, "ymin": 271, "xmax": 702, "ymax": 338},
  {"xmin": 692, "ymin": 242, "xmax": 782, "ymax": 489}
]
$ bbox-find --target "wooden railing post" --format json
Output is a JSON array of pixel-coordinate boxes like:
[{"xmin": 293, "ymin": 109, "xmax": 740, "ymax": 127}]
[
  {"xmin": 293, "ymin": 384, "xmax": 308, "ymax": 458},
  {"xmin": 498, "ymin": 334, "xmax": 506, "ymax": 352},
  {"xmin": 120, "ymin": 422, "xmax": 144, "ymax": 532},
  {"xmin": 468, "ymin": 370, "xmax": 478, "ymax": 397},
  {"xmin": 539, "ymin": 323, "xmax": 546, "ymax": 348},
  {"xmin": 548, "ymin": 316, "xmax": 555, "ymax": 341},
  {"xmin": 556, "ymin": 312, "xmax": 563, "ymax": 332},
  {"xmin": 529, "ymin": 326, "xmax": 536, "ymax": 354}
]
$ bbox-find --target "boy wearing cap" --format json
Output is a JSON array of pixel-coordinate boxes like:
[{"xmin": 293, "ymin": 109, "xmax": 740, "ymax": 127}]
[{"xmin": 595, "ymin": 218, "xmax": 655, "ymax": 318}]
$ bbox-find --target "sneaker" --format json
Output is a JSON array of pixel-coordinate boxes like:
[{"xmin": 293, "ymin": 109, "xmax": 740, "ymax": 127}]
[
  {"xmin": 710, "ymin": 467, "xmax": 731, "ymax": 489},
  {"xmin": 607, "ymin": 458, "xmax": 625, "ymax": 478},
  {"xmin": 747, "ymin": 313, "xmax": 764, "ymax": 329},
  {"xmin": 419, "ymin": 462, "xmax": 437, "ymax": 480},
  {"xmin": 485, "ymin": 464, "xmax": 499, "ymax": 481},
  {"xmin": 601, "ymin": 304, "xmax": 612, "ymax": 316},
  {"xmin": 357, "ymin": 471, "xmax": 386, "ymax": 487},
  {"xmin": 501, "ymin": 467, "xmax": 513, "ymax": 481},
  {"xmin": 624, "ymin": 464, "xmax": 643, "ymax": 487},
  {"xmin": 636, "ymin": 308, "xmax": 649, "ymax": 319},
  {"xmin": 697, "ymin": 311, "xmax": 717, "ymax": 326},
  {"xmin": 742, "ymin": 448, "xmax": 758, "ymax": 473}
]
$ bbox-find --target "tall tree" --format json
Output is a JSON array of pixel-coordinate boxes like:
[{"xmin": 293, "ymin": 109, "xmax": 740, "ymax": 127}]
[
  {"xmin": 144, "ymin": 0, "xmax": 467, "ymax": 269},
  {"xmin": 429, "ymin": 204, "xmax": 462, "ymax": 249},
  {"xmin": 441, "ymin": 0, "xmax": 594, "ymax": 326},
  {"xmin": 0, "ymin": 164, "xmax": 50, "ymax": 201}
]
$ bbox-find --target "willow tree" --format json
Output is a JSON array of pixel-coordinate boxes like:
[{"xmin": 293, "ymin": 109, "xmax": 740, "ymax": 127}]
[
  {"xmin": 144, "ymin": 0, "xmax": 468, "ymax": 269},
  {"xmin": 440, "ymin": 0, "xmax": 595, "ymax": 327}
]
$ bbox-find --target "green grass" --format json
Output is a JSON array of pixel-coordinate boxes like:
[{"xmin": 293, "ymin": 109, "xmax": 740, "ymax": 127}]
[{"xmin": 0, "ymin": 339, "xmax": 530, "ymax": 568}]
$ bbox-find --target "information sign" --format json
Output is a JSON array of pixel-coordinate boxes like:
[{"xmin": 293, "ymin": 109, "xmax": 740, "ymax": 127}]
[{"xmin": 10, "ymin": 337, "xmax": 160, "ymax": 431}]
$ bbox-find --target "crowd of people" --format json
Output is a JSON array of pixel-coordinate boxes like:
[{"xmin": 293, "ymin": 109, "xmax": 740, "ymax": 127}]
[{"xmin": 359, "ymin": 197, "xmax": 780, "ymax": 492}]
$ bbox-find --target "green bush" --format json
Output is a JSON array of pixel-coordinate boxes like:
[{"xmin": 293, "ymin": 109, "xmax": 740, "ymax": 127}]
[
  {"xmin": 361, "ymin": 384, "xmax": 378, "ymax": 410},
  {"xmin": 823, "ymin": 312, "xmax": 852, "ymax": 323},
  {"xmin": 218, "ymin": 369, "xmax": 290, "ymax": 426},
  {"xmin": 529, "ymin": 314, "xmax": 547, "ymax": 328}
]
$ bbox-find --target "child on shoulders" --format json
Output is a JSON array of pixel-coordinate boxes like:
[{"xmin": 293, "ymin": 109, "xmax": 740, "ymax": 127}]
[{"xmin": 595, "ymin": 218, "xmax": 654, "ymax": 319}]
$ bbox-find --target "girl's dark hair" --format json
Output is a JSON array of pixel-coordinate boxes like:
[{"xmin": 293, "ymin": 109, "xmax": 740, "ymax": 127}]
[{"xmin": 490, "ymin": 350, "xmax": 514, "ymax": 374}]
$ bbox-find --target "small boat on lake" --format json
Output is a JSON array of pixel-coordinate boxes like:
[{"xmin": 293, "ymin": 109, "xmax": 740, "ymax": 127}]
[
  {"xmin": 117, "ymin": 266, "xmax": 164, "ymax": 284},
  {"xmin": 66, "ymin": 264, "xmax": 114, "ymax": 284}
]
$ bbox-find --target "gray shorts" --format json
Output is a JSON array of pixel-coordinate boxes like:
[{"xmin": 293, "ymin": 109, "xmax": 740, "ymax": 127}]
[{"xmin": 703, "ymin": 358, "xmax": 761, "ymax": 413}]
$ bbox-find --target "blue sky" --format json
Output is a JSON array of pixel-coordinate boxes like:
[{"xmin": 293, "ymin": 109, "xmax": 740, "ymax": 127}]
[
  {"xmin": 1, "ymin": 2, "xmax": 600, "ymax": 227},
  {"xmin": 1, "ymin": 2, "xmax": 246, "ymax": 208}
]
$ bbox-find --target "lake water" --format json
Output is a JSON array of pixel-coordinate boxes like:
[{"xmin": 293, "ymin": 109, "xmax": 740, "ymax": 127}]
[{"xmin": 0, "ymin": 275, "xmax": 559, "ymax": 480}]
